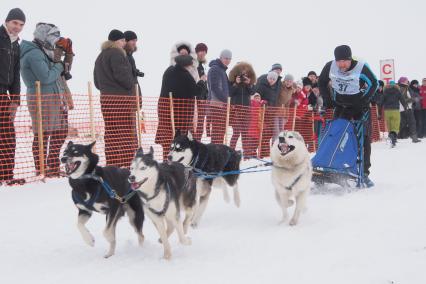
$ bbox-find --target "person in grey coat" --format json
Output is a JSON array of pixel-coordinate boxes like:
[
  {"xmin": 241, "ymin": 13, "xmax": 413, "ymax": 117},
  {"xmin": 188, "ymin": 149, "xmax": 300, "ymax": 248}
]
[{"xmin": 20, "ymin": 23, "xmax": 69, "ymax": 177}]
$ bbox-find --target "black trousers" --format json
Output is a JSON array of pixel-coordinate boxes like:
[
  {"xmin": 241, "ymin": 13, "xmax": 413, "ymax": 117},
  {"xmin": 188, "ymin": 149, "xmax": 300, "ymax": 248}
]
[
  {"xmin": 0, "ymin": 91, "xmax": 16, "ymax": 181},
  {"xmin": 399, "ymin": 109, "xmax": 417, "ymax": 139},
  {"xmin": 414, "ymin": 109, "xmax": 423, "ymax": 138},
  {"xmin": 333, "ymin": 106, "xmax": 371, "ymax": 176}
]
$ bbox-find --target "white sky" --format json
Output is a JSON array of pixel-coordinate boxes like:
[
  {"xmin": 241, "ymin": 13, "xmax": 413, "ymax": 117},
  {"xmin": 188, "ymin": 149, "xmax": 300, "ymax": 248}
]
[{"xmin": 4, "ymin": 0, "xmax": 426, "ymax": 96}]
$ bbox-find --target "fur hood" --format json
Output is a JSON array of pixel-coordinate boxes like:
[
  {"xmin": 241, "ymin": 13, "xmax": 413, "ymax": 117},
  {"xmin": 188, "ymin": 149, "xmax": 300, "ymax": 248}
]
[
  {"xmin": 228, "ymin": 62, "xmax": 257, "ymax": 84},
  {"xmin": 101, "ymin": 40, "xmax": 126, "ymax": 56},
  {"xmin": 169, "ymin": 41, "xmax": 197, "ymax": 65},
  {"xmin": 169, "ymin": 41, "xmax": 199, "ymax": 81}
]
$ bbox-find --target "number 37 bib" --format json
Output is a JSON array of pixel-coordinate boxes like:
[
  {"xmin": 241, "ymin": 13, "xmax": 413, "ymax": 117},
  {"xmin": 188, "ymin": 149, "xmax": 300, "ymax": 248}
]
[{"xmin": 329, "ymin": 60, "xmax": 364, "ymax": 95}]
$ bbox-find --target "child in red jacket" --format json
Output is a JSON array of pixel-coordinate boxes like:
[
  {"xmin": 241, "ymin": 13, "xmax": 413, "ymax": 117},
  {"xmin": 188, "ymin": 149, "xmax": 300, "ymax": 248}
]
[{"xmin": 246, "ymin": 93, "xmax": 267, "ymax": 157}]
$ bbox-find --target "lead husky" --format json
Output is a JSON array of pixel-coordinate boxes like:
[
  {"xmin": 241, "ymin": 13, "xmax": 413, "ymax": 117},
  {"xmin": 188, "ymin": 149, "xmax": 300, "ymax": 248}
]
[
  {"xmin": 129, "ymin": 146, "xmax": 196, "ymax": 259},
  {"xmin": 168, "ymin": 130, "xmax": 241, "ymax": 227},
  {"xmin": 61, "ymin": 141, "xmax": 145, "ymax": 258},
  {"xmin": 270, "ymin": 131, "xmax": 312, "ymax": 226}
]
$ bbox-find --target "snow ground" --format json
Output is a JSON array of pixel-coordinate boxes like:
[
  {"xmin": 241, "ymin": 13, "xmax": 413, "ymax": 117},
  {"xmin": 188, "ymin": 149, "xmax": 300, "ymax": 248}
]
[{"xmin": 1, "ymin": 139, "xmax": 425, "ymax": 284}]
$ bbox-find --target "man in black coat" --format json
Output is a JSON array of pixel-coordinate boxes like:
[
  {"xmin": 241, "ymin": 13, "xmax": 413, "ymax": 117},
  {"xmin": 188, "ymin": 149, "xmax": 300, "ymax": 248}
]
[
  {"xmin": 318, "ymin": 45, "xmax": 378, "ymax": 187},
  {"xmin": 0, "ymin": 8, "xmax": 25, "ymax": 185},
  {"xmin": 194, "ymin": 43, "xmax": 209, "ymax": 141},
  {"xmin": 155, "ymin": 55, "xmax": 205, "ymax": 160},
  {"xmin": 124, "ymin": 30, "xmax": 143, "ymax": 97},
  {"xmin": 94, "ymin": 30, "xmax": 136, "ymax": 168}
]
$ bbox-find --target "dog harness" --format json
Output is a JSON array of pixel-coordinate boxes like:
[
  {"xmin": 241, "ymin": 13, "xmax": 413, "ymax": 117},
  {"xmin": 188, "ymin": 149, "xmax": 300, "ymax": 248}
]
[
  {"xmin": 138, "ymin": 182, "xmax": 171, "ymax": 216},
  {"xmin": 72, "ymin": 172, "xmax": 137, "ymax": 210}
]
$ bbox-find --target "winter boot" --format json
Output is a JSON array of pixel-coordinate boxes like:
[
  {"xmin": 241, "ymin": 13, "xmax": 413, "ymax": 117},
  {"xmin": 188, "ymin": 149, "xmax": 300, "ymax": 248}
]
[
  {"xmin": 364, "ymin": 176, "xmax": 375, "ymax": 188},
  {"xmin": 389, "ymin": 131, "xmax": 397, "ymax": 147},
  {"xmin": 411, "ymin": 134, "xmax": 421, "ymax": 143}
]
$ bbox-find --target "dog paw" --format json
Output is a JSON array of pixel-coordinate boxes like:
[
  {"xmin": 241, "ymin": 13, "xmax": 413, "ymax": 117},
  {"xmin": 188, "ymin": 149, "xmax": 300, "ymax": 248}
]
[
  {"xmin": 289, "ymin": 218, "xmax": 298, "ymax": 226},
  {"xmin": 181, "ymin": 237, "xmax": 192, "ymax": 246},
  {"xmin": 82, "ymin": 234, "xmax": 95, "ymax": 247},
  {"xmin": 234, "ymin": 197, "xmax": 241, "ymax": 208},
  {"xmin": 163, "ymin": 250, "xmax": 172, "ymax": 260},
  {"xmin": 138, "ymin": 234, "xmax": 145, "ymax": 246},
  {"xmin": 191, "ymin": 222, "xmax": 198, "ymax": 229},
  {"xmin": 104, "ymin": 252, "xmax": 114, "ymax": 258}
]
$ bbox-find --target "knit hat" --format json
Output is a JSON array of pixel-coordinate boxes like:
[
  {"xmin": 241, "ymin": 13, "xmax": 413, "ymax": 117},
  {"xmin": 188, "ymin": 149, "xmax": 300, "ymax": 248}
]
[
  {"xmin": 284, "ymin": 74, "xmax": 294, "ymax": 81},
  {"xmin": 296, "ymin": 80, "xmax": 303, "ymax": 88},
  {"xmin": 124, "ymin": 30, "xmax": 137, "ymax": 42},
  {"xmin": 410, "ymin": 79, "xmax": 419, "ymax": 86},
  {"xmin": 175, "ymin": 54, "xmax": 193, "ymax": 67},
  {"xmin": 271, "ymin": 63, "xmax": 282, "ymax": 71},
  {"xmin": 177, "ymin": 44, "xmax": 191, "ymax": 54},
  {"xmin": 6, "ymin": 8, "xmax": 26, "ymax": 23},
  {"xmin": 308, "ymin": 71, "xmax": 317, "ymax": 77},
  {"xmin": 302, "ymin": 77, "xmax": 312, "ymax": 87},
  {"xmin": 398, "ymin": 76, "xmax": 409, "ymax": 86},
  {"xmin": 267, "ymin": 71, "xmax": 278, "ymax": 82},
  {"xmin": 220, "ymin": 49, "xmax": 232, "ymax": 59},
  {"xmin": 334, "ymin": 45, "xmax": 352, "ymax": 61},
  {"xmin": 389, "ymin": 80, "xmax": 396, "ymax": 86},
  {"xmin": 378, "ymin": 80, "xmax": 384, "ymax": 87},
  {"xmin": 195, "ymin": 43, "xmax": 208, "ymax": 53},
  {"xmin": 108, "ymin": 29, "xmax": 125, "ymax": 41}
]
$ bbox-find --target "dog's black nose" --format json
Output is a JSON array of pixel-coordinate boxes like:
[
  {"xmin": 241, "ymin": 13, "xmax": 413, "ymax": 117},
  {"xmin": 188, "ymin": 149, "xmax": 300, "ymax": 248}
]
[
  {"xmin": 279, "ymin": 136, "xmax": 285, "ymax": 143},
  {"xmin": 128, "ymin": 175, "xmax": 136, "ymax": 183},
  {"xmin": 60, "ymin": 157, "xmax": 68, "ymax": 163}
]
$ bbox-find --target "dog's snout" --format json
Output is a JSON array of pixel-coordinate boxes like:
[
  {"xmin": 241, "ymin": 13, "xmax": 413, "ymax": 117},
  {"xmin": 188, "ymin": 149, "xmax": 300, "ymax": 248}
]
[
  {"xmin": 128, "ymin": 175, "xmax": 136, "ymax": 183},
  {"xmin": 60, "ymin": 157, "xmax": 68, "ymax": 163}
]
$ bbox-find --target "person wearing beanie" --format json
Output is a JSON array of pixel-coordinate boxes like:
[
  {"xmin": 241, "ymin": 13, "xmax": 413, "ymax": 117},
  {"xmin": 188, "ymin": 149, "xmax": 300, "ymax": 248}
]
[
  {"xmin": 398, "ymin": 77, "xmax": 420, "ymax": 142},
  {"xmin": 372, "ymin": 80, "xmax": 385, "ymax": 106},
  {"xmin": 409, "ymin": 79, "xmax": 423, "ymax": 138},
  {"xmin": 193, "ymin": 42, "xmax": 209, "ymax": 141},
  {"xmin": 318, "ymin": 44, "xmax": 378, "ymax": 187},
  {"xmin": 207, "ymin": 49, "xmax": 232, "ymax": 144},
  {"xmin": 124, "ymin": 30, "xmax": 143, "ymax": 101},
  {"xmin": 0, "ymin": 8, "xmax": 26, "ymax": 185},
  {"xmin": 20, "ymin": 23, "xmax": 70, "ymax": 179},
  {"xmin": 252, "ymin": 69, "xmax": 281, "ymax": 158},
  {"xmin": 307, "ymin": 71, "xmax": 318, "ymax": 84},
  {"xmin": 93, "ymin": 29, "xmax": 135, "ymax": 168},
  {"xmin": 271, "ymin": 63, "xmax": 282, "ymax": 73}
]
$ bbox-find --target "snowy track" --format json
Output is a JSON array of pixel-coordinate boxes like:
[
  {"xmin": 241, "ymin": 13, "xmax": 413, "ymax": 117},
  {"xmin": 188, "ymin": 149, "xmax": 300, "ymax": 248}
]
[{"xmin": 1, "ymin": 140, "xmax": 425, "ymax": 284}]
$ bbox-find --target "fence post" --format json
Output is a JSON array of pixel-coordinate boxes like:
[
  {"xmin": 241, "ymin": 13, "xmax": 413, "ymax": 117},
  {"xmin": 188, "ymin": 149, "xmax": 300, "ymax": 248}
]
[
  {"xmin": 223, "ymin": 97, "xmax": 231, "ymax": 145},
  {"xmin": 35, "ymin": 81, "xmax": 45, "ymax": 179},
  {"xmin": 169, "ymin": 92, "xmax": 176, "ymax": 137},
  {"xmin": 375, "ymin": 105, "xmax": 382, "ymax": 140},
  {"xmin": 291, "ymin": 106, "xmax": 297, "ymax": 131},
  {"xmin": 257, "ymin": 105, "xmax": 266, "ymax": 158},
  {"xmin": 135, "ymin": 84, "xmax": 142, "ymax": 148},
  {"xmin": 311, "ymin": 111, "xmax": 316, "ymax": 152},
  {"xmin": 87, "ymin": 82, "xmax": 96, "ymax": 151}
]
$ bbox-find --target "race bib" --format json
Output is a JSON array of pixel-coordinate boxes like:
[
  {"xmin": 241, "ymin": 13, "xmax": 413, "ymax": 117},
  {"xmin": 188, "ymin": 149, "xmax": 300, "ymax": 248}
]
[{"xmin": 329, "ymin": 61, "xmax": 364, "ymax": 95}]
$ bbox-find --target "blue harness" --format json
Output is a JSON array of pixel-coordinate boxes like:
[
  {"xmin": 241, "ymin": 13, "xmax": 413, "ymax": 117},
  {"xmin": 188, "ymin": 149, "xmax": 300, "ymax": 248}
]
[{"xmin": 71, "ymin": 173, "xmax": 137, "ymax": 210}]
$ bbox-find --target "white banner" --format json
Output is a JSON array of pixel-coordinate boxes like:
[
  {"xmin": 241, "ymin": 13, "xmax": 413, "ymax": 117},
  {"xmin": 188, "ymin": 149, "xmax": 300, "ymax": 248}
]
[{"xmin": 379, "ymin": 59, "xmax": 395, "ymax": 85}]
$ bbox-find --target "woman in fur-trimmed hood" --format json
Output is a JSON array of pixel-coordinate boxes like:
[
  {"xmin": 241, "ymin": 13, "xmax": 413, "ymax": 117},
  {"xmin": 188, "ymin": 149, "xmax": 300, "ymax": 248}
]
[
  {"xmin": 228, "ymin": 61, "xmax": 256, "ymax": 154},
  {"xmin": 169, "ymin": 41, "xmax": 199, "ymax": 81}
]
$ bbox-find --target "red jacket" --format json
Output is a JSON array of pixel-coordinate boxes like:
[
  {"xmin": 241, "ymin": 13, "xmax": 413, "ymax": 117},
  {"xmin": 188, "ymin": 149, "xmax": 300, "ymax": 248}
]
[
  {"xmin": 294, "ymin": 90, "xmax": 309, "ymax": 109},
  {"xmin": 420, "ymin": 85, "xmax": 426, "ymax": 109},
  {"xmin": 248, "ymin": 99, "xmax": 267, "ymax": 138}
]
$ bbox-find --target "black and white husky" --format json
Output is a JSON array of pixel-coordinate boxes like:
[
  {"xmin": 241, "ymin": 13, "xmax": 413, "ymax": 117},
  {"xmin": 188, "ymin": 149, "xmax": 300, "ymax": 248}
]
[
  {"xmin": 129, "ymin": 146, "xmax": 197, "ymax": 260},
  {"xmin": 168, "ymin": 130, "xmax": 241, "ymax": 227},
  {"xmin": 61, "ymin": 141, "xmax": 145, "ymax": 258}
]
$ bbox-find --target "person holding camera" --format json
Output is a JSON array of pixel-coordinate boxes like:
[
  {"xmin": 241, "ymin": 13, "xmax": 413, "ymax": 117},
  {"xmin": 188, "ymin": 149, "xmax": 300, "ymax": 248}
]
[
  {"xmin": 228, "ymin": 62, "xmax": 256, "ymax": 155},
  {"xmin": 0, "ymin": 8, "xmax": 26, "ymax": 185},
  {"xmin": 20, "ymin": 22, "xmax": 71, "ymax": 178}
]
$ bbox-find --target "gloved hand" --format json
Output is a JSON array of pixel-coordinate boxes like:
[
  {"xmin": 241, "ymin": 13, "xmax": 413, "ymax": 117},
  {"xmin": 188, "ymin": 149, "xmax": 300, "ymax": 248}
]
[
  {"xmin": 53, "ymin": 47, "xmax": 64, "ymax": 63},
  {"xmin": 136, "ymin": 69, "xmax": 144, "ymax": 77}
]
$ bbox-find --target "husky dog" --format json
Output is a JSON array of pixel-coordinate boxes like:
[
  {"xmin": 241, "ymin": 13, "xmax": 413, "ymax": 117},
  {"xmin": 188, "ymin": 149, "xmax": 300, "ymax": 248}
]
[
  {"xmin": 129, "ymin": 146, "xmax": 196, "ymax": 259},
  {"xmin": 168, "ymin": 130, "xmax": 241, "ymax": 227},
  {"xmin": 61, "ymin": 141, "xmax": 144, "ymax": 258},
  {"xmin": 270, "ymin": 131, "xmax": 312, "ymax": 226}
]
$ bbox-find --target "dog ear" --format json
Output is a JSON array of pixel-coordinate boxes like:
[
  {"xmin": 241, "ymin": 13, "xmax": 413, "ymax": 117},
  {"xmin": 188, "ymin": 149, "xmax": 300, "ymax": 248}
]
[
  {"xmin": 88, "ymin": 141, "xmax": 96, "ymax": 149},
  {"xmin": 187, "ymin": 130, "xmax": 194, "ymax": 141},
  {"xmin": 67, "ymin": 141, "xmax": 74, "ymax": 147},
  {"xmin": 149, "ymin": 146, "xmax": 154, "ymax": 155},
  {"xmin": 174, "ymin": 129, "xmax": 181, "ymax": 138}
]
